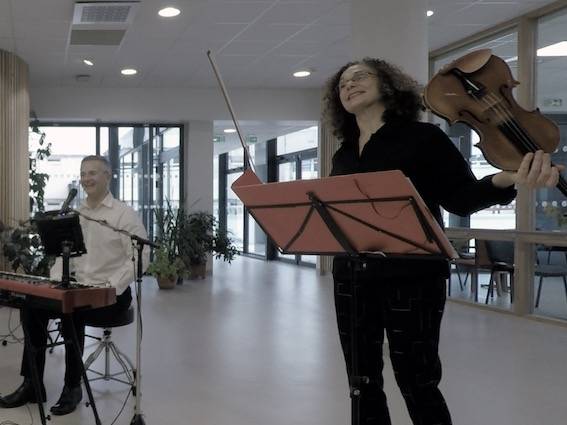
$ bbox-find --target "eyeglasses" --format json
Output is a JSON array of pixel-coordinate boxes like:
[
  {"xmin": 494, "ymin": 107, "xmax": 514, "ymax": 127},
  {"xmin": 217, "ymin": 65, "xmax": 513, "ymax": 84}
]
[{"xmin": 337, "ymin": 71, "xmax": 377, "ymax": 91}]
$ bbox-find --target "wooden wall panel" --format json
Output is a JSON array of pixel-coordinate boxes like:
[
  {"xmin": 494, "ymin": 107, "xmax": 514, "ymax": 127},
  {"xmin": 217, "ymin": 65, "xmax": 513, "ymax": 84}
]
[{"xmin": 0, "ymin": 50, "xmax": 30, "ymax": 270}]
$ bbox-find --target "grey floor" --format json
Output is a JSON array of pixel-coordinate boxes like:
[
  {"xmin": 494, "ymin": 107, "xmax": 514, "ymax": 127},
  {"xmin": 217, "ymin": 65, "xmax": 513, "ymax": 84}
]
[{"xmin": 1, "ymin": 256, "xmax": 567, "ymax": 425}]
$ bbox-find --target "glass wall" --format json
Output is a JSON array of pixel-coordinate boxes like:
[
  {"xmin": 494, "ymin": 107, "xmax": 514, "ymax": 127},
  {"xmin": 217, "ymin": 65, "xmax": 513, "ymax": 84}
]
[
  {"xmin": 431, "ymin": 31, "xmax": 519, "ymax": 310},
  {"xmin": 534, "ymin": 8, "xmax": 567, "ymax": 320},
  {"xmin": 276, "ymin": 126, "xmax": 318, "ymax": 265},
  {"xmin": 29, "ymin": 127, "xmax": 96, "ymax": 211},
  {"xmin": 227, "ymin": 170, "xmax": 245, "ymax": 251},
  {"xmin": 29, "ymin": 123, "xmax": 182, "ymax": 243},
  {"xmin": 247, "ymin": 142, "xmax": 268, "ymax": 256},
  {"xmin": 431, "ymin": 30, "xmax": 518, "ymax": 231},
  {"xmin": 433, "ymin": 5, "xmax": 567, "ymax": 322},
  {"xmin": 215, "ymin": 125, "xmax": 319, "ymax": 265}
]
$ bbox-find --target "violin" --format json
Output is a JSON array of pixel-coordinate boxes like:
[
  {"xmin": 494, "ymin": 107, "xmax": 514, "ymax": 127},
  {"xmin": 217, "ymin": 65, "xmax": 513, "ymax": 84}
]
[{"xmin": 423, "ymin": 48, "xmax": 567, "ymax": 197}]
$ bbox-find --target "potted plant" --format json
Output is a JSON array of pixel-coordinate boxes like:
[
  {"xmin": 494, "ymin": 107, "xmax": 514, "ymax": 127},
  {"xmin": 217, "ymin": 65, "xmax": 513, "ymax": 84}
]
[
  {"xmin": 150, "ymin": 202, "xmax": 183, "ymax": 288},
  {"xmin": 146, "ymin": 246, "xmax": 184, "ymax": 289},
  {"xmin": 178, "ymin": 211, "xmax": 238, "ymax": 279}
]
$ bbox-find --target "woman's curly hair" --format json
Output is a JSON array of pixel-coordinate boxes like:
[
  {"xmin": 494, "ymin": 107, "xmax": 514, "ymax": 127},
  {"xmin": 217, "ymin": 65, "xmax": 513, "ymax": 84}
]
[{"xmin": 322, "ymin": 58, "xmax": 424, "ymax": 144}]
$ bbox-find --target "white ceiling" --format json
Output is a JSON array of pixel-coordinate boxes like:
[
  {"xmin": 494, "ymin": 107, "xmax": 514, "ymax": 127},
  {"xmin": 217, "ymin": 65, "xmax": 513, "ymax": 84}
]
[
  {"xmin": 0, "ymin": 0, "xmax": 559, "ymax": 90},
  {"xmin": 1, "ymin": 0, "xmax": 565, "ymax": 149}
]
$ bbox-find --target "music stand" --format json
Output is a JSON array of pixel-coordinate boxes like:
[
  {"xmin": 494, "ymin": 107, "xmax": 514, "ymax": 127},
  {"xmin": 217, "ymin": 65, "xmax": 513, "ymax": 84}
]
[
  {"xmin": 28, "ymin": 213, "xmax": 103, "ymax": 425},
  {"xmin": 232, "ymin": 168, "xmax": 457, "ymax": 425},
  {"xmin": 35, "ymin": 213, "xmax": 86, "ymax": 288}
]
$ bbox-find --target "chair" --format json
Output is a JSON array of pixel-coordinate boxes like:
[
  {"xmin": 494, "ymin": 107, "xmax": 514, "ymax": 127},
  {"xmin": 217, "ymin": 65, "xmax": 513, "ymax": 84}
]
[
  {"xmin": 448, "ymin": 239, "xmax": 476, "ymax": 295},
  {"xmin": 476, "ymin": 240, "xmax": 515, "ymax": 304},
  {"xmin": 535, "ymin": 247, "xmax": 567, "ymax": 309},
  {"xmin": 83, "ymin": 306, "xmax": 136, "ymax": 388}
]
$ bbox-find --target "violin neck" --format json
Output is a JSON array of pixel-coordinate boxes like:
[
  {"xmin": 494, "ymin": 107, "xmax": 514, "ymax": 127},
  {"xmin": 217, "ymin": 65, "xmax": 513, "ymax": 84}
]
[
  {"xmin": 557, "ymin": 175, "xmax": 567, "ymax": 198},
  {"xmin": 497, "ymin": 118, "xmax": 538, "ymax": 155},
  {"xmin": 496, "ymin": 118, "xmax": 567, "ymax": 198}
]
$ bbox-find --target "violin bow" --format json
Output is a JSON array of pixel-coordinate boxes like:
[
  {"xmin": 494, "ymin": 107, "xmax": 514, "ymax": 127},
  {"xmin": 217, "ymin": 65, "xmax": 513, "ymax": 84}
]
[{"xmin": 206, "ymin": 50, "xmax": 257, "ymax": 174}]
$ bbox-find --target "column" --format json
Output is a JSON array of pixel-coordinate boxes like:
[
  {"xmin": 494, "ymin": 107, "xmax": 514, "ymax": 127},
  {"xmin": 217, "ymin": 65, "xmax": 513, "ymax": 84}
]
[
  {"xmin": 352, "ymin": 0, "xmax": 428, "ymax": 83},
  {"xmin": 0, "ymin": 50, "xmax": 30, "ymax": 270},
  {"xmin": 183, "ymin": 120, "xmax": 214, "ymax": 272}
]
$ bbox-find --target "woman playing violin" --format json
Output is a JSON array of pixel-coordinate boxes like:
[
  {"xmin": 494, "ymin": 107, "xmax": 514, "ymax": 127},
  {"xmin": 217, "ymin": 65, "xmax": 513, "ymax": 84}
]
[{"xmin": 322, "ymin": 57, "xmax": 563, "ymax": 425}]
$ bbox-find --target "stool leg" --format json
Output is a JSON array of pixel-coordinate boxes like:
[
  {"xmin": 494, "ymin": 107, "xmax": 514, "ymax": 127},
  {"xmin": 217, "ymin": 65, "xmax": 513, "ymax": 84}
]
[
  {"xmin": 84, "ymin": 327, "xmax": 135, "ymax": 387},
  {"xmin": 104, "ymin": 342, "xmax": 111, "ymax": 379},
  {"xmin": 108, "ymin": 342, "xmax": 135, "ymax": 384},
  {"xmin": 84, "ymin": 341, "xmax": 105, "ymax": 370}
]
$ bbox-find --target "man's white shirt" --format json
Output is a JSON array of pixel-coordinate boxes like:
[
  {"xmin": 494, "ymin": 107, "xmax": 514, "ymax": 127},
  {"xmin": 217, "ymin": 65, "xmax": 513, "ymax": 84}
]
[{"xmin": 51, "ymin": 193, "xmax": 149, "ymax": 295}]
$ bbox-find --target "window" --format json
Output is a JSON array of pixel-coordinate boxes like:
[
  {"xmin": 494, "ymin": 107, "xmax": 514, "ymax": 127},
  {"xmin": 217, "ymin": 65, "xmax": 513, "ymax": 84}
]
[
  {"xmin": 431, "ymin": 30, "xmax": 518, "ymax": 230},
  {"xmin": 29, "ymin": 123, "xmax": 182, "ymax": 244}
]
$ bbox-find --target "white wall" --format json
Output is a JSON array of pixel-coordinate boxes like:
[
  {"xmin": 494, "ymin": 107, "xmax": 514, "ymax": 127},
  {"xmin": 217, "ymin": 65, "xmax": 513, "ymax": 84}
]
[{"xmin": 30, "ymin": 87, "xmax": 322, "ymax": 123}]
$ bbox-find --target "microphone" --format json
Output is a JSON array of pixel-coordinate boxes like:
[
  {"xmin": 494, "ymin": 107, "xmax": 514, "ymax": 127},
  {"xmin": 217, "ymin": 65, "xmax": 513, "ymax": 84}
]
[{"xmin": 59, "ymin": 188, "xmax": 78, "ymax": 214}]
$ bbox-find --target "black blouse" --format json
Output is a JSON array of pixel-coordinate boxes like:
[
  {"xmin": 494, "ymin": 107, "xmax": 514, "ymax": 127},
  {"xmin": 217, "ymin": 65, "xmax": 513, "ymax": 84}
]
[{"xmin": 330, "ymin": 121, "xmax": 516, "ymax": 279}]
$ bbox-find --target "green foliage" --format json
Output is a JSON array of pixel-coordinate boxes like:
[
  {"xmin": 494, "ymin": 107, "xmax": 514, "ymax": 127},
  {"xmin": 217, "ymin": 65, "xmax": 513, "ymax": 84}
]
[
  {"xmin": 150, "ymin": 201, "xmax": 238, "ymax": 276},
  {"xmin": 543, "ymin": 205, "xmax": 567, "ymax": 228},
  {"xmin": 0, "ymin": 122, "xmax": 54, "ymax": 276},
  {"xmin": 153, "ymin": 201, "xmax": 181, "ymax": 262},
  {"xmin": 146, "ymin": 246, "xmax": 184, "ymax": 278},
  {"xmin": 29, "ymin": 125, "xmax": 52, "ymax": 213},
  {"xmin": 0, "ymin": 220, "xmax": 54, "ymax": 276},
  {"xmin": 178, "ymin": 210, "xmax": 238, "ymax": 267}
]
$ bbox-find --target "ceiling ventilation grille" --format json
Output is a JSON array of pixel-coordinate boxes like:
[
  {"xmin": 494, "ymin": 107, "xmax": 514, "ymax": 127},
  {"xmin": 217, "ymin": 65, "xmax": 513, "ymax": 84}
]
[
  {"xmin": 81, "ymin": 5, "xmax": 130, "ymax": 23},
  {"xmin": 73, "ymin": 2, "xmax": 139, "ymax": 25}
]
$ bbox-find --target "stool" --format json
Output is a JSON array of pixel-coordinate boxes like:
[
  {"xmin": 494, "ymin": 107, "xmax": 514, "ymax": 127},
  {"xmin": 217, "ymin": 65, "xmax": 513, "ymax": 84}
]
[{"xmin": 83, "ymin": 306, "xmax": 135, "ymax": 388}]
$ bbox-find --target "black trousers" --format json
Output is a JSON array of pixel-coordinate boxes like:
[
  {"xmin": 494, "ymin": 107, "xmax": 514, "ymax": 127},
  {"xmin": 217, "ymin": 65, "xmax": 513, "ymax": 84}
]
[
  {"xmin": 333, "ymin": 266, "xmax": 452, "ymax": 425},
  {"xmin": 20, "ymin": 287, "xmax": 132, "ymax": 389}
]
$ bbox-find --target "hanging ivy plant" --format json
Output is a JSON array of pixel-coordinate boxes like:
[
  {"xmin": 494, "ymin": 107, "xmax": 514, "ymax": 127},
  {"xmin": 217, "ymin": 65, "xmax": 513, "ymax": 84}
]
[{"xmin": 29, "ymin": 121, "xmax": 52, "ymax": 213}]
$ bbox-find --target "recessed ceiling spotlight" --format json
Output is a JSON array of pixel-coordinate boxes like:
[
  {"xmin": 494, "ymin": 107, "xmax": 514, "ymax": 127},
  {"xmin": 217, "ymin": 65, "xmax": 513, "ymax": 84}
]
[
  {"xmin": 121, "ymin": 68, "xmax": 138, "ymax": 76},
  {"xmin": 293, "ymin": 70, "xmax": 311, "ymax": 78},
  {"xmin": 83, "ymin": 59, "xmax": 94, "ymax": 66},
  {"xmin": 224, "ymin": 128, "xmax": 237, "ymax": 134},
  {"xmin": 158, "ymin": 7, "xmax": 181, "ymax": 17},
  {"xmin": 426, "ymin": 10, "xmax": 434, "ymax": 17}
]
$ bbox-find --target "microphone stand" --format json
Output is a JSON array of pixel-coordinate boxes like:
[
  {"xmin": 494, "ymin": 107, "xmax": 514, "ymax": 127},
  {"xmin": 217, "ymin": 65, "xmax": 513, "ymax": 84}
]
[{"xmin": 70, "ymin": 209, "xmax": 159, "ymax": 425}]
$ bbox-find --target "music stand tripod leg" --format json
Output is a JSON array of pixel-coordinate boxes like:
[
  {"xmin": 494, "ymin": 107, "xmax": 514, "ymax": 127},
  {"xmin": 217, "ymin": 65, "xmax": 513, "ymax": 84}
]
[
  {"xmin": 131, "ymin": 239, "xmax": 146, "ymax": 425},
  {"xmin": 347, "ymin": 258, "xmax": 369, "ymax": 425},
  {"xmin": 65, "ymin": 314, "xmax": 102, "ymax": 425},
  {"xmin": 23, "ymin": 320, "xmax": 48, "ymax": 425}
]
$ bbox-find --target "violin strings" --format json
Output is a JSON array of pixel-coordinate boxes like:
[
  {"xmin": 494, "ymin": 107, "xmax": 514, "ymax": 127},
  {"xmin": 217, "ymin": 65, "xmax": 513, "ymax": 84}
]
[
  {"xmin": 469, "ymin": 89, "xmax": 567, "ymax": 193},
  {"xmin": 469, "ymin": 90, "xmax": 540, "ymax": 155},
  {"xmin": 482, "ymin": 92, "xmax": 540, "ymax": 153}
]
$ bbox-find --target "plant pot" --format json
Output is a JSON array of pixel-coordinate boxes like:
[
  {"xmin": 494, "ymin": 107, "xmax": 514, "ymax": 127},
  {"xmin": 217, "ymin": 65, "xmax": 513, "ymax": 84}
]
[
  {"xmin": 157, "ymin": 275, "xmax": 177, "ymax": 289},
  {"xmin": 188, "ymin": 262, "xmax": 206, "ymax": 279}
]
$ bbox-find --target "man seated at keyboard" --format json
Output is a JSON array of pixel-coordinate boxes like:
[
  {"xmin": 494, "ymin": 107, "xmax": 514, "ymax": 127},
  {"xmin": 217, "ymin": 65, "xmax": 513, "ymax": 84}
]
[{"xmin": 0, "ymin": 155, "xmax": 149, "ymax": 416}]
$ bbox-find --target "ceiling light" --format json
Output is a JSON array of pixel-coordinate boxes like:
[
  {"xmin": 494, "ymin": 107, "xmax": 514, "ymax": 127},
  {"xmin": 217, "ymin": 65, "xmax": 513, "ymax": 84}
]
[
  {"xmin": 224, "ymin": 128, "xmax": 237, "ymax": 134},
  {"xmin": 293, "ymin": 70, "xmax": 311, "ymax": 78},
  {"xmin": 426, "ymin": 10, "xmax": 434, "ymax": 17},
  {"xmin": 83, "ymin": 59, "xmax": 94, "ymax": 66},
  {"xmin": 158, "ymin": 7, "xmax": 181, "ymax": 17},
  {"xmin": 121, "ymin": 68, "xmax": 138, "ymax": 76},
  {"xmin": 537, "ymin": 41, "xmax": 567, "ymax": 56}
]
